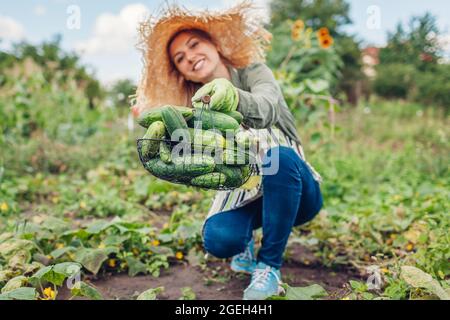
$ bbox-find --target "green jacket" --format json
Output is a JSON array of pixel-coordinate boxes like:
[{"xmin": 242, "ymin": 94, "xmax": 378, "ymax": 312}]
[{"xmin": 227, "ymin": 62, "xmax": 302, "ymax": 145}]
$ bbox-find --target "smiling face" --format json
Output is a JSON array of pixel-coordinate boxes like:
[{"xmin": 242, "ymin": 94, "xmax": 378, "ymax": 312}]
[{"xmin": 168, "ymin": 30, "xmax": 223, "ymax": 84}]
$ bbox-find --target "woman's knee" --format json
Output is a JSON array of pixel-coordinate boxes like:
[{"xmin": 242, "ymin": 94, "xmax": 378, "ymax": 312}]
[
  {"xmin": 202, "ymin": 217, "xmax": 247, "ymax": 258},
  {"xmin": 262, "ymin": 145, "xmax": 302, "ymax": 181}
]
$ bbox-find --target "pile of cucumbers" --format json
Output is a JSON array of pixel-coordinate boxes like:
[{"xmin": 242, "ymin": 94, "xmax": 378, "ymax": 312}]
[{"xmin": 137, "ymin": 105, "xmax": 256, "ymax": 189}]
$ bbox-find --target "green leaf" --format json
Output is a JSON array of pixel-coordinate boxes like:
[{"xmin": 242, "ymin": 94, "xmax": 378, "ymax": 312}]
[
  {"xmin": 350, "ymin": 280, "xmax": 368, "ymax": 293},
  {"xmin": 71, "ymin": 281, "xmax": 103, "ymax": 300},
  {"xmin": 401, "ymin": 266, "xmax": 450, "ymax": 300},
  {"xmin": 85, "ymin": 220, "xmax": 113, "ymax": 234},
  {"xmin": 0, "ymin": 239, "xmax": 35, "ymax": 259},
  {"xmin": 0, "ymin": 269, "xmax": 16, "ymax": 283},
  {"xmin": 29, "ymin": 265, "xmax": 66, "ymax": 287},
  {"xmin": 149, "ymin": 245, "xmax": 174, "ymax": 257},
  {"xmin": 310, "ymin": 132, "xmax": 322, "ymax": 144},
  {"xmin": 157, "ymin": 233, "xmax": 173, "ymax": 243},
  {"xmin": 74, "ymin": 248, "xmax": 108, "ymax": 275},
  {"xmin": 52, "ymin": 262, "xmax": 82, "ymax": 277},
  {"xmin": 304, "ymin": 79, "xmax": 329, "ymax": 93},
  {"xmin": 103, "ymin": 234, "xmax": 130, "ymax": 246},
  {"xmin": 125, "ymin": 256, "xmax": 148, "ymax": 277},
  {"xmin": 8, "ymin": 250, "xmax": 31, "ymax": 269},
  {"xmin": 1, "ymin": 276, "xmax": 28, "ymax": 293},
  {"xmin": 49, "ymin": 246, "xmax": 76, "ymax": 259},
  {"xmin": 41, "ymin": 217, "xmax": 70, "ymax": 233},
  {"xmin": 283, "ymin": 284, "xmax": 328, "ymax": 300},
  {"xmin": 0, "ymin": 287, "xmax": 37, "ymax": 300},
  {"xmin": 179, "ymin": 287, "xmax": 196, "ymax": 300},
  {"xmin": 136, "ymin": 287, "xmax": 164, "ymax": 300}
]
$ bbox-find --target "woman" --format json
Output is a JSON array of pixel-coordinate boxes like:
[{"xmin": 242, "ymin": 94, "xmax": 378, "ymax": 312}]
[{"xmin": 132, "ymin": 2, "xmax": 323, "ymax": 300}]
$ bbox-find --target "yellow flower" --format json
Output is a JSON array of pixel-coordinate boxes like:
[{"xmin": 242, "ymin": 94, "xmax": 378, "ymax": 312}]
[
  {"xmin": 43, "ymin": 287, "xmax": 56, "ymax": 300},
  {"xmin": 79, "ymin": 201, "xmax": 87, "ymax": 209},
  {"xmin": 293, "ymin": 19, "xmax": 305, "ymax": 31},
  {"xmin": 341, "ymin": 296, "xmax": 350, "ymax": 300},
  {"xmin": 151, "ymin": 239, "xmax": 160, "ymax": 246},
  {"xmin": 175, "ymin": 251, "xmax": 184, "ymax": 260},
  {"xmin": 319, "ymin": 35, "xmax": 334, "ymax": 49},
  {"xmin": 405, "ymin": 243, "xmax": 414, "ymax": 252},
  {"xmin": 55, "ymin": 243, "xmax": 65, "ymax": 249},
  {"xmin": 291, "ymin": 29, "xmax": 303, "ymax": 41},
  {"xmin": 317, "ymin": 27, "xmax": 329, "ymax": 38},
  {"xmin": 0, "ymin": 202, "xmax": 8, "ymax": 212},
  {"xmin": 162, "ymin": 223, "xmax": 169, "ymax": 229},
  {"xmin": 108, "ymin": 259, "xmax": 116, "ymax": 268},
  {"xmin": 381, "ymin": 268, "xmax": 389, "ymax": 274}
]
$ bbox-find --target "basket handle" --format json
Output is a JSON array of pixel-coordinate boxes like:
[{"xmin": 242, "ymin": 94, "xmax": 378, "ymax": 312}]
[{"xmin": 201, "ymin": 95, "xmax": 211, "ymax": 105}]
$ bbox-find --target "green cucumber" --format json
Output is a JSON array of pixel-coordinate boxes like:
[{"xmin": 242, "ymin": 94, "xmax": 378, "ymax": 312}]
[
  {"xmin": 222, "ymin": 110, "xmax": 243, "ymax": 124},
  {"xmin": 138, "ymin": 105, "xmax": 193, "ymax": 128},
  {"xmin": 159, "ymin": 141, "xmax": 172, "ymax": 163},
  {"xmin": 215, "ymin": 164, "xmax": 244, "ymax": 187},
  {"xmin": 190, "ymin": 172, "xmax": 227, "ymax": 189},
  {"xmin": 141, "ymin": 121, "xmax": 165, "ymax": 159},
  {"xmin": 171, "ymin": 154, "xmax": 215, "ymax": 176},
  {"xmin": 161, "ymin": 106, "xmax": 191, "ymax": 143},
  {"xmin": 187, "ymin": 109, "xmax": 239, "ymax": 134},
  {"xmin": 222, "ymin": 148, "xmax": 256, "ymax": 165},
  {"xmin": 188, "ymin": 128, "xmax": 225, "ymax": 149}
]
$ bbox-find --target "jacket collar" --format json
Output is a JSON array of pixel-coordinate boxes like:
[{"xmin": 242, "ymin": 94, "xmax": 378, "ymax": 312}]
[{"xmin": 227, "ymin": 64, "xmax": 242, "ymax": 89}]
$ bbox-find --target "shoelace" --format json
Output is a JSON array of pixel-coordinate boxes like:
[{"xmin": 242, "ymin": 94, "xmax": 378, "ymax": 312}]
[{"xmin": 247, "ymin": 266, "xmax": 282, "ymax": 290}]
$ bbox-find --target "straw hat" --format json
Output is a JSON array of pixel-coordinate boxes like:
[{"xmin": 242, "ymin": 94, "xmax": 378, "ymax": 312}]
[{"xmin": 134, "ymin": 0, "xmax": 272, "ymax": 113}]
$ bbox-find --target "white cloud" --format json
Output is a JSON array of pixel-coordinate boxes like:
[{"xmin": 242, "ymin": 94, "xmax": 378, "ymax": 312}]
[
  {"xmin": 34, "ymin": 5, "xmax": 47, "ymax": 16},
  {"xmin": 0, "ymin": 15, "xmax": 25, "ymax": 42},
  {"xmin": 75, "ymin": 3, "xmax": 150, "ymax": 55}
]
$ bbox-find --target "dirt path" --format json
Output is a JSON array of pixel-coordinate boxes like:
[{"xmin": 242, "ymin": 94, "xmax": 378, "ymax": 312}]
[{"xmin": 58, "ymin": 244, "xmax": 359, "ymax": 300}]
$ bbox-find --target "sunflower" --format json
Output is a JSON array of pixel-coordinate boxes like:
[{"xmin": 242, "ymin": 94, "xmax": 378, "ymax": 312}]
[
  {"xmin": 292, "ymin": 19, "xmax": 305, "ymax": 32},
  {"xmin": 319, "ymin": 35, "xmax": 334, "ymax": 49},
  {"xmin": 317, "ymin": 27, "xmax": 329, "ymax": 38},
  {"xmin": 291, "ymin": 28, "xmax": 302, "ymax": 41}
]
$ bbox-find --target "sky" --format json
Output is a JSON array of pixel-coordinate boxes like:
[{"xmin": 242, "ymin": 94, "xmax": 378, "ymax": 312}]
[{"xmin": 1, "ymin": 0, "xmax": 449, "ymax": 84}]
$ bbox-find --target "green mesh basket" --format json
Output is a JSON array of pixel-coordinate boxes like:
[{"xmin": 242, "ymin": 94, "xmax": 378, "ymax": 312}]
[{"xmin": 137, "ymin": 95, "xmax": 258, "ymax": 190}]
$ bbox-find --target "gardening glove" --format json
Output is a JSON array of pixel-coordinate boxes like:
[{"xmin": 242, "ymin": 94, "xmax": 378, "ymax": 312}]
[{"xmin": 192, "ymin": 78, "xmax": 239, "ymax": 112}]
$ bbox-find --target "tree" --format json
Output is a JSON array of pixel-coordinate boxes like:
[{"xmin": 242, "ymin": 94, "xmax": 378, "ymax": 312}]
[
  {"xmin": 270, "ymin": 0, "xmax": 352, "ymax": 34},
  {"xmin": 108, "ymin": 79, "xmax": 136, "ymax": 108},
  {"xmin": 374, "ymin": 13, "xmax": 449, "ymax": 108},
  {"xmin": 379, "ymin": 13, "xmax": 442, "ymax": 71},
  {"xmin": 5, "ymin": 35, "xmax": 105, "ymax": 108}
]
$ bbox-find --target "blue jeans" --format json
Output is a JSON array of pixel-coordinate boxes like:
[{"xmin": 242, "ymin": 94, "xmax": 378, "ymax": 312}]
[{"xmin": 202, "ymin": 145, "xmax": 323, "ymax": 269}]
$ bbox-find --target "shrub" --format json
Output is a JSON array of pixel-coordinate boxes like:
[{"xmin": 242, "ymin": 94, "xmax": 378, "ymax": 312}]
[{"xmin": 373, "ymin": 63, "xmax": 416, "ymax": 99}]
